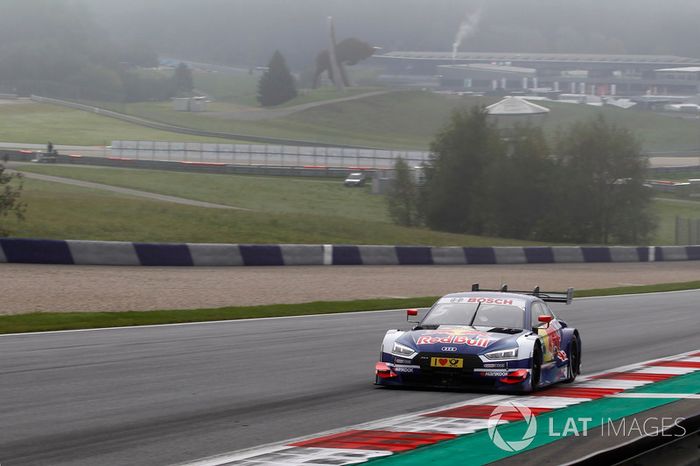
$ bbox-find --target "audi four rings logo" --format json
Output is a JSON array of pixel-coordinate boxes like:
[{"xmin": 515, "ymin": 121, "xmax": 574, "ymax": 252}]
[{"xmin": 441, "ymin": 346, "xmax": 458, "ymax": 352}]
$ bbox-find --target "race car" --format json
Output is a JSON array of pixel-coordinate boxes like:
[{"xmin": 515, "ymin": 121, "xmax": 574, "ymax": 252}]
[{"xmin": 375, "ymin": 284, "xmax": 581, "ymax": 392}]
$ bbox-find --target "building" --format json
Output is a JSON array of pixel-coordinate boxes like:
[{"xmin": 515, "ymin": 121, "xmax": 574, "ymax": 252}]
[
  {"xmin": 172, "ymin": 97, "xmax": 209, "ymax": 112},
  {"xmin": 370, "ymin": 52, "xmax": 700, "ymax": 96}
]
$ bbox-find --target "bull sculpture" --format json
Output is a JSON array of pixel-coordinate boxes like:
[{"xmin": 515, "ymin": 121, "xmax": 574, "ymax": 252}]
[{"xmin": 313, "ymin": 38, "xmax": 376, "ymax": 89}]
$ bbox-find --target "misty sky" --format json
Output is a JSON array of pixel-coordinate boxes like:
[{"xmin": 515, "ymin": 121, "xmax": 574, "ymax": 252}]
[{"xmin": 7, "ymin": 0, "xmax": 700, "ymax": 69}]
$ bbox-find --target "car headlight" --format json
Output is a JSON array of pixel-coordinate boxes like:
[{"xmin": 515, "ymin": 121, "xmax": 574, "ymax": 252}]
[
  {"xmin": 392, "ymin": 342, "xmax": 417, "ymax": 358},
  {"xmin": 484, "ymin": 347, "xmax": 519, "ymax": 360}
]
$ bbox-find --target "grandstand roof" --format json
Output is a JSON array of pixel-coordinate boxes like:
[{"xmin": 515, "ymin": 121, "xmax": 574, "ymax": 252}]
[
  {"xmin": 486, "ymin": 97, "xmax": 550, "ymax": 116},
  {"xmin": 377, "ymin": 51, "xmax": 700, "ymax": 66}
]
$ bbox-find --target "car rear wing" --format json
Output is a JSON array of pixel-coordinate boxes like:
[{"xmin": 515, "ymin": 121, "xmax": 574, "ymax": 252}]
[{"xmin": 471, "ymin": 284, "xmax": 574, "ymax": 305}]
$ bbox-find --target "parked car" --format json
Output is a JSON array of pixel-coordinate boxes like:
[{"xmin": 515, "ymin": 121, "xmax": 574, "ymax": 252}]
[{"xmin": 344, "ymin": 172, "xmax": 366, "ymax": 187}]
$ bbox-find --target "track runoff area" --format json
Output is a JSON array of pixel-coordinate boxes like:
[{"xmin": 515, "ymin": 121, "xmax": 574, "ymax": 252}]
[{"xmin": 183, "ymin": 351, "xmax": 700, "ymax": 466}]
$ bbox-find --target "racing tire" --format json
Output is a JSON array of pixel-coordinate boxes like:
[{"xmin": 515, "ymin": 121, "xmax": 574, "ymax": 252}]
[
  {"xmin": 564, "ymin": 337, "xmax": 580, "ymax": 383},
  {"xmin": 529, "ymin": 345, "xmax": 543, "ymax": 393}
]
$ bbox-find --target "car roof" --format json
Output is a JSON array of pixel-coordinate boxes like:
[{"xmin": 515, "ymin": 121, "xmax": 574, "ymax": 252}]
[{"xmin": 440, "ymin": 291, "xmax": 539, "ymax": 304}]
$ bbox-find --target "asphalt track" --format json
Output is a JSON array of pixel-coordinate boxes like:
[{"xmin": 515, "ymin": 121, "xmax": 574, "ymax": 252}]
[{"xmin": 1, "ymin": 291, "xmax": 698, "ymax": 466}]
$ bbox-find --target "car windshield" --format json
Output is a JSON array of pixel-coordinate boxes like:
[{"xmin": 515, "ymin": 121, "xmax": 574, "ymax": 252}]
[
  {"xmin": 421, "ymin": 303, "xmax": 525, "ymax": 329},
  {"xmin": 347, "ymin": 173, "xmax": 363, "ymax": 179}
]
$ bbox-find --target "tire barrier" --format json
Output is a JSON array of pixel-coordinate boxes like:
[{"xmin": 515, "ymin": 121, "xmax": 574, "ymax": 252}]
[{"xmin": 0, "ymin": 239, "xmax": 698, "ymax": 266}]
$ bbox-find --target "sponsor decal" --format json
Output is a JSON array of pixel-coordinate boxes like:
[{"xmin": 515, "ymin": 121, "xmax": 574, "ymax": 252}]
[
  {"xmin": 430, "ymin": 357, "xmax": 464, "ymax": 368},
  {"xmin": 467, "ymin": 297, "xmax": 514, "ymax": 305},
  {"xmin": 484, "ymin": 363, "xmax": 506, "ymax": 368},
  {"xmin": 394, "ymin": 357, "xmax": 413, "ymax": 365},
  {"xmin": 393, "ymin": 367, "xmax": 415, "ymax": 373},
  {"xmin": 441, "ymin": 346, "xmax": 458, "ymax": 352},
  {"xmin": 417, "ymin": 335, "xmax": 490, "ymax": 347},
  {"xmin": 483, "ymin": 371, "xmax": 509, "ymax": 377},
  {"xmin": 556, "ymin": 349, "xmax": 568, "ymax": 362}
]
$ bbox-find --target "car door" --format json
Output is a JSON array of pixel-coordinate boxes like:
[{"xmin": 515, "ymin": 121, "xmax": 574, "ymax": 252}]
[{"xmin": 531, "ymin": 302, "xmax": 563, "ymax": 364}]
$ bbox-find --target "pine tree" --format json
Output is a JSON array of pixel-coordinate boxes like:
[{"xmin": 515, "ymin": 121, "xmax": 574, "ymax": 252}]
[
  {"xmin": 173, "ymin": 63, "xmax": 194, "ymax": 95},
  {"xmin": 257, "ymin": 51, "xmax": 297, "ymax": 107}
]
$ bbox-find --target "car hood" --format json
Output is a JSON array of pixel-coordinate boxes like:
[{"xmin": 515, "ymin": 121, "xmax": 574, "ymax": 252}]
[{"xmin": 398, "ymin": 326, "xmax": 525, "ymax": 354}]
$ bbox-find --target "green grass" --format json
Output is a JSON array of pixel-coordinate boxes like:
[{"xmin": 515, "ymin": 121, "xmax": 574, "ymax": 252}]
[
  {"xmin": 88, "ymin": 92, "xmax": 491, "ymax": 149},
  {"xmin": 5, "ymin": 90, "xmax": 696, "ymax": 152},
  {"xmin": 193, "ymin": 71, "xmax": 259, "ymax": 106},
  {"xmin": 15, "ymin": 165, "xmax": 698, "ymax": 245},
  {"xmin": 0, "ymin": 102, "xmax": 233, "ymax": 146},
  {"xmin": 16, "ymin": 165, "xmax": 390, "ymax": 222},
  {"xmin": 575, "ymin": 281, "xmax": 700, "ymax": 298},
  {"xmin": 535, "ymin": 101, "xmax": 700, "ymax": 153},
  {"xmin": 80, "ymin": 92, "xmax": 700, "ymax": 151},
  {"xmin": 651, "ymin": 197, "xmax": 700, "ymax": 244},
  {"xmin": 276, "ymin": 86, "xmax": 385, "ymax": 108},
  {"xmin": 193, "ymin": 70, "xmax": 382, "ymax": 108},
  {"xmin": 3, "ymin": 176, "xmax": 541, "ymax": 246},
  {"xmin": 1, "ymin": 281, "xmax": 698, "ymax": 334}
]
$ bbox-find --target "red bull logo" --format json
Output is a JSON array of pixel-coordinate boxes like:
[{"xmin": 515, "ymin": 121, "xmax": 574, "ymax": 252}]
[{"xmin": 416, "ymin": 335, "xmax": 490, "ymax": 347}]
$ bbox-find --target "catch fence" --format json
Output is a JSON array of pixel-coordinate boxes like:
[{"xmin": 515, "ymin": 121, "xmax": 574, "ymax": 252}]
[
  {"xmin": 110, "ymin": 141, "xmax": 430, "ymax": 170},
  {"xmin": 675, "ymin": 217, "xmax": 700, "ymax": 245}
]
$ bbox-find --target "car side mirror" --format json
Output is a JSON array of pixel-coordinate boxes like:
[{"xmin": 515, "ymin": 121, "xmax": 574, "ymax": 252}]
[
  {"xmin": 407, "ymin": 309, "xmax": 420, "ymax": 324},
  {"xmin": 538, "ymin": 315, "xmax": 553, "ymax": 327}
]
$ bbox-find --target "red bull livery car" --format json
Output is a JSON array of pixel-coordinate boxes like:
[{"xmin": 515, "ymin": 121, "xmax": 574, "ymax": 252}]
[{"xmin": 375, "ymin": 284, "xmax": 580, "ymax": 392}]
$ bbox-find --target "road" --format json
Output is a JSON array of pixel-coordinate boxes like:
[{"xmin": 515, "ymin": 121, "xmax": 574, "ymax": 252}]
[{"xmin": 1, "ymin": 290, "xmax": 698, "ymax": 466}]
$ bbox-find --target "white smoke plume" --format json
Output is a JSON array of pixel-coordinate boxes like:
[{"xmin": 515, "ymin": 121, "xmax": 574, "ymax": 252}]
[{"xmin": 452, "ymin": 8, "xmax": 482, "ymax": 61}]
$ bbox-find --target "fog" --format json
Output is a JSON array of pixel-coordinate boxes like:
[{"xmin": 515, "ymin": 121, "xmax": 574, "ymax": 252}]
[{"xmin": 78, "ymin": 0, "xmax": 700, "ymax": 68}]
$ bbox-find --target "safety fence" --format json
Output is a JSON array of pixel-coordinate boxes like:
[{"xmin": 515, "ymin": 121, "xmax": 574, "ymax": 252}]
[
  {"xmin": 110, "ymin": 141, "xmax": 430, "ymax": 169},
  {"xmin": 675, "ymin": 217, "xmax": 700, "ymax": 245}
]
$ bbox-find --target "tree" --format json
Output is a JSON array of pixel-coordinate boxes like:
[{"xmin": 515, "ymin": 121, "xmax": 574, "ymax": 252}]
[
  {"xmin": 387, "ymin": 158, "xmax": 420, "ymax": 226},
  {"xmin": 481, "ymin": 125, "xmax": 556, "ymax": 240},
  {"xmin": 421, "ymin": 107, "xmax": 503, "ymax": 234},
  {"xmin": 257, "ymin": 51, "xmax": 297, "ymax": 107},
  {"xmin": 548, "ymin": 116, "xmax": 654, "ymax": 244},
  {"xmin": 0, "ymin": 164, "xmax": 26, "ymax": 237},
  {"xmin": 413, "ymin": 110, "xmax": 654, "ymax": 245},
  {"xmin": 172, "ymin": 63, "xmax": 194, "ymax": 95}
]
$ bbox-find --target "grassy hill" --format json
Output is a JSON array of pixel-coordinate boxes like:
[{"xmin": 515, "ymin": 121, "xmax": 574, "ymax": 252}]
[
  {"xmin": 1, "ymin": 87, "xmax": 698, "ymax": 152},
  {"xmin": 70, "ymin": 90, "xmax": 700, "ymax": 151},
  {"xmin": 0, "ymin": 101, "xmax": 234, "ymax": 146},
  {"xmin": 7, "ymin": 165, "xmax": 544, "ymax": 246},
  {"xmin": 14, "ymin": 165, "xmax": 700, "ymax": 245}
]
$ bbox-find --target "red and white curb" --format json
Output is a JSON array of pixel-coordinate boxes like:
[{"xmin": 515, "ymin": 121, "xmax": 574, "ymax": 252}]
[{"xmin": 179, "ymin": 350, "xmax": 700, "ymax": 466}]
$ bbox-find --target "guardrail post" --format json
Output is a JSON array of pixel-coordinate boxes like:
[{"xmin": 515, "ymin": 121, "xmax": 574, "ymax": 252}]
[{"xmin": 296, "ymin": 146, "xmax": 300, "ymax": 167}]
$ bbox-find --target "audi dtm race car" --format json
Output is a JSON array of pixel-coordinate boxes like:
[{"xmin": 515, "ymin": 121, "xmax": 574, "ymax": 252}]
[{"xmin": 375, "ymin": 284, "xmax": 581, "ymax": 392}]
